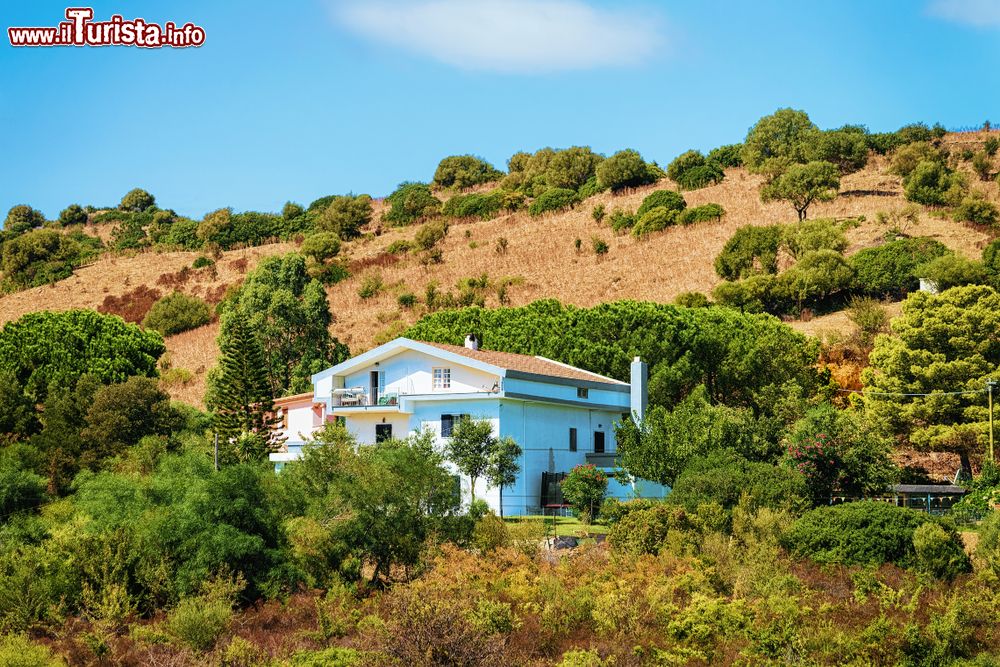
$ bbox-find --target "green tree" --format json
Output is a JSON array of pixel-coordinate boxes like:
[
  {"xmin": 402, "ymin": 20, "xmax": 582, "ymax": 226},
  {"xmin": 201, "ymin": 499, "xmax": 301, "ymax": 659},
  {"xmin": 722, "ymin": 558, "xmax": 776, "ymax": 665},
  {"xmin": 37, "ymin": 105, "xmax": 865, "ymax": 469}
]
[
  {"xmin": 667, "ymin": 150, "xmax": 724, "ymax": 190},
  {"xmin": 849, "ymin": 237, "xmax": 950, "ymax": 297},
  {"xmin": 528, "ymin": 188, "xmax": 580, "ymax": 216},
  {"xmin": 142, "ymin": 292, "xmax": 212, "ymax": 336},
  {"xmin": 615, "ymin": 386, "xmax": 765, "ymax": 487},
  {"xmin": 863, "ymin": 285, "xmax": 1000, "ymax": 471},
  {"xmin": 560, "ymin": 464, "xmax": 608, "ymax": 523},
  {"xmin": 3, "ymin": 204, "xmax": 45, "ymax": 235},
  {"xmin": 384, "ymin": 183, "xmax": 441, "ymax": 226},
  {"xmin": 210, "ymin": 316, "xmax": 278, "ymax": 447},
  {"xmin": 485, "ymin": 435, "xmax": 521, "ymax": 518},
  {"xmin": 903, "ymin": 160, "xmax": 967, "ymax": 207},
  {"xmin": 636, "ymin": 190, "xmax": 686, "ymax": 217},
  {"xmin": 0, "ymin": 457, "xmax": 47, "ymax": 517},
  {"xmin": 544, "ymin": 146, "xmax": 604, "ymax": 191},
  {"xmin": 777, "ymin": 249, "xmax": 855, "ymax": 310},
  {"xmin": 741, "ymin": 108, "xmax": 819, "ymax": 178},
  {"xmin": 0, "ymin": 309, "xmax": 164, "ymax": 404},
  {"xmin": 58, "ymin": 204, "xmax": 88, "ymax": 226},
  {"xmin": 300, "ymin": 232, "xmax": 342, "ymax": 263},
  {"xmin": 30, "ymin": 374, "xmax": 99, "ymax": 493},
  {"xmin": 714, "ymin": 224, "xmax": 783, "ymax": 280},
  {"xmin": 596, "ymin": 149, "xmax": 659, "ymax": 192},
  {"xmin": 314, "ymin": 195, "xmax": 372, "ymax": 240},
  {"xmin": 810, "ymin": 129, "xmax": 869, "ymax": 175},
  {"xmin": 432, "ymin": 155, "xmax": 503, "ymax": 189},
  {"xmin": 445, "ymin": 417, "xmax": 495, "ymax": 503},
  {"xmin": 119, "ymin": 188, "xmax": 155, "ymax": 212},
  {"xmin": 780, "ymin": 218, "xmax": 848, "ymax": 259},
  {"xmin": 214, "ymin": 253, "xmax": 348, "ymax": 396},
  {"xmin": 0, "ymin": 371, "xmax": 39, "ymax": 444},
  {"xmin": 81, "ymin": 376, "xmax": 180, "ymax": 455},
  {"xmin": 760, "ymin": 161, "xmax": 840, "ymax": 220}
]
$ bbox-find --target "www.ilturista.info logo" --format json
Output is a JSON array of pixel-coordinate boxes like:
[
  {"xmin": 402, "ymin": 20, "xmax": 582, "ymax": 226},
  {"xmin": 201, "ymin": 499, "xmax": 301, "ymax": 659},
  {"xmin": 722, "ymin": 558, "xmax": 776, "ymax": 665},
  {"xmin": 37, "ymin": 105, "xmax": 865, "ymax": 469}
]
[{"xmin": 8, "ymin": 8, "xmax": 205, "ymax": 48}]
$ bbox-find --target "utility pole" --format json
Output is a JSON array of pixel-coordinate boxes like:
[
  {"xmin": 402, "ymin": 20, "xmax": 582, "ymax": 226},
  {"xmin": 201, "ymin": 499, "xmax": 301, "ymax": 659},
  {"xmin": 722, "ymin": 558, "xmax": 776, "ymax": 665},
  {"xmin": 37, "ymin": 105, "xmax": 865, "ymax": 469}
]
[{"xmin": 989, "ymin": 381, "xmax": 998, "ymax": 464}]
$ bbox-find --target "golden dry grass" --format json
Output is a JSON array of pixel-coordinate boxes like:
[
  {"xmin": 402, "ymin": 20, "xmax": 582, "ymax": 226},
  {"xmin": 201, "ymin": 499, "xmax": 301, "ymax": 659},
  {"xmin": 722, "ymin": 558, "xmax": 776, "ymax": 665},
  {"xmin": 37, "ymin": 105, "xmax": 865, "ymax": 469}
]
[{"xmin": 3, "ymin": 133, "xmax": 998, "ymax": 406}]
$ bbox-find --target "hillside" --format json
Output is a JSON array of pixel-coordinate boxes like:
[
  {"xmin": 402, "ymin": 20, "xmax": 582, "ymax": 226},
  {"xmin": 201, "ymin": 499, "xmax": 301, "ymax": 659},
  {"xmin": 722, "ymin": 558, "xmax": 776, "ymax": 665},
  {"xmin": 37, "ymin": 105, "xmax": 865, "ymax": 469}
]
[{"xmin": 1, "ymin": 132, "xmax": 996, "ymax": 407}]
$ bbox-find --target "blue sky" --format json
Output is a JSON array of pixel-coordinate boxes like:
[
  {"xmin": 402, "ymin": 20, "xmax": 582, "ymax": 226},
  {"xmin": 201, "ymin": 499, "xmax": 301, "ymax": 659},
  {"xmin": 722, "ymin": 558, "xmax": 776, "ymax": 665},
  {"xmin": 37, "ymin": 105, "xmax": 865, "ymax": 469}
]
[{"xmin": 2, "ymin": 0, "xmax": 1000, "ymax": 220}]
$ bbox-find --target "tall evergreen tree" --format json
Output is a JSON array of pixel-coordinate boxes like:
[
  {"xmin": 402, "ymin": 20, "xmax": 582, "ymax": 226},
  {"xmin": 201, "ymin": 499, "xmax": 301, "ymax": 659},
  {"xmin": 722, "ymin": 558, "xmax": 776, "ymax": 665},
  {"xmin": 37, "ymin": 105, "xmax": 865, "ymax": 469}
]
[{"xmin": 211, "ymin": 316, "xmax": 278, "ymax": 450}]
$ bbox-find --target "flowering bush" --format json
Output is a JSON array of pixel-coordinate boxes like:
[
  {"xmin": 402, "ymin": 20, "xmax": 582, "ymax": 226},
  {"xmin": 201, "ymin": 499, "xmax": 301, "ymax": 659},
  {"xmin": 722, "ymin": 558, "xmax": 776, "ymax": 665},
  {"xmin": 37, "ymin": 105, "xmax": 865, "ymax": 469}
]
[
  {"xmin": 787, "ymin": 432, "xmax": 842, "ymax": 502},
  {"xmin": 560, "ymin": 464, "xmax": 609, "ymax": 523}
]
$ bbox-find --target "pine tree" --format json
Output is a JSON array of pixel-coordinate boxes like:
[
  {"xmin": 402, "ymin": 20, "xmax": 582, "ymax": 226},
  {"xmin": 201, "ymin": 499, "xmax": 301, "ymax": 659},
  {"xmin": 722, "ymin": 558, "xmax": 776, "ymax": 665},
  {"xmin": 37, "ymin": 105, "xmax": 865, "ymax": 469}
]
[{"xmin": 212, "ymin": 316, "xmax": 278, "ymax": 451}]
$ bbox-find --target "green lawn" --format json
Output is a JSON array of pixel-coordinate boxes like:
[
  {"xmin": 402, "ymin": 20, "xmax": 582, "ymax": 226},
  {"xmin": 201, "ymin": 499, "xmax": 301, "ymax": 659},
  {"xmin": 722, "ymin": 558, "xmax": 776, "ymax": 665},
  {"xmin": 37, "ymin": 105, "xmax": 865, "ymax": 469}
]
[{"xmin": 504, "ymin": 515, "xmax": 609, "ymax": 537}]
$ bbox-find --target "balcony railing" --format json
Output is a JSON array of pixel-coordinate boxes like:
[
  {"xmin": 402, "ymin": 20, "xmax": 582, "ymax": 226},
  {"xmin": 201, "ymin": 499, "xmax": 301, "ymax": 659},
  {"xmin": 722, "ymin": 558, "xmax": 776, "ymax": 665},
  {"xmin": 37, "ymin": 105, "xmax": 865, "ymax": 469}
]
[{"xmin": 331, "ymin": 389, "xmax": 399, "ymax": 408}]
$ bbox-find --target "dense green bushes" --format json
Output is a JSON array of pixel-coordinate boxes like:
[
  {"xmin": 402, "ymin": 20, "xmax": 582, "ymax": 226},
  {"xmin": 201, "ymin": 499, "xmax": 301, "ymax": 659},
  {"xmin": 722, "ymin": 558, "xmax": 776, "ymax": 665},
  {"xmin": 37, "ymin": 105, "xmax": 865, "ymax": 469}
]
[
  {"xmin": 1, "ymin": 227, "xmax": 102, "ymax": 290},
  {"xmin": 636, "ymin": 190, "xmax": 686, "ymax": 217},
  {"xmin": 142, "ymin": 292, "xmax": 212, "ymax": 336},
  {"xmin": 903, "ymin": 160, "xmax": 967, "ymax": 206},
  {"xmin": 596, "ymin": 149, "xmax": 661, "ymax": 191},
  {"xmin": 503, "ymin": 146, "xmax": 604, "ymax": 195},
  {"xmin": 666, "ymin": 150, "xmax": 724, "ymax": 190},
  {"xmin": 783, "ymin": 502, "xmax": 969, "ymax": 578},
  {"xmin": 528, "ymin": 187, "xmax": 579, "ymax": 216},
  {"xmin": 432, "ymin": 155, "xmax": 503, "ymax": 189},
  {"xmin": 714, "ymin": 225, "xmax": 782, "ymax": 280},
  {"xmin": 849, "ymin": 237, "xmax": 950, "ymax": 297},
  {"xmin": 383, "ymin": 182, "xmax": 441, "ymax": 226}
]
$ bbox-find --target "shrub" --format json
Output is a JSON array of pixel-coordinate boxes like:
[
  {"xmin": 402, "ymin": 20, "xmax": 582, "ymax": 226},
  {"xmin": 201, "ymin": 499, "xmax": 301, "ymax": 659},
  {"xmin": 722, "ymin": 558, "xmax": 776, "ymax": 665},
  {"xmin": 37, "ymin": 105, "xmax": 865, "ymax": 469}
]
[
  {"xmin": 142, "ymin": 292, "xmax": 211, "ymax": 336},
  {"xmin": 636, "ymin": 189, "xmax": 686, "ymax": 217},
  {"xmin": 953, "ymin": 196, "xmax": 999, "ymax": 227},
  {"xmin": 3, "ymin": 205, "xmax": 45, "ymax": 235},
  {"xmin": 358, "ymin": 273, "xmax": 383, "ymax": 299},
  {"xmin": 591, "ymin": 237, "xmax": 609, "ymax": 255},
  {"xmin": 528, "ymin": 188, "xmax": 579, "ymax": 216},
  {"xmin": 1, "ymin": 228, "xmax": 103, "ymax": 290},
  {"xmin": 591, "ymin": 204, "xmax": 606, "ymax": 223},
  {"xmin": 397, "ymin": 292, "xmax": 417, "ymax": 308},
  {"xmin": 916, "ymin": 255, "xmax": 989, "ymax": 291},
  {"xmin": 607, "ymin": 504, "xmax": 675, "ymax": 555},
  {"xmin": 301, "ymin": 232, "xmax": 342, "ymax": 263},
  {"xmin": 384, "ymin": 183, "xmax": 441, "ymax": 226},
  {"xmin": 166, "ymin": 593, "xmax": 233, "ymax": 652},
  {"xmin": 432, "ymin": 155, "xmax": 503, "ymax": 189},
  {"xmin": 714, "ymin": 225, "xmax": 782, "ymax": 280},
  {"xmin": 777, "ymin": 249, "xmax": 855, "ymax": 308},
  {"xmin": 0, "ymin": 634, "xmax": 61, "ymax": 667},
  {"xmin": 58, "ymin": 204, "xmax": 88, "ymax": 227},
  {"xmin": 119, "ymin": 188, "xmax": 155, "ymax": 212},
  {"xmin": 848, "ymin": 297, "xmax": 889, "ymax": 343},
  {"xmin": 441, "ymin": 191, "xmax": 506, "ymax": 220},
  {"xmin": 607, "ymin": 209, "xmax": 636, "ymax": 233},
  {"xmin": 557, "ymin": 649, "xmax": 614, "ymax": 667},
  {"xmin": 972, "ymin": 151, "xmax": 993, "ymax": 181},
  {"xmin": 903, "ymin": 160, "xmax": 967, "ymax": 207},
  {"xmin": 667, "ymin": 150, "xmax": 724, "ymax": 190},
  {"xmin": 782, "ymin": 502, "xmax": 969, "ymax": 571},
  {"xmin": 385, "ymin": 240, "xmax": 413, "ymax": 254},
  {"xmin": 811, "ymin": 129, "xmax": 869, "ymax": 175},
  {"xmin": 287, "ymin": 648, "xmax": 362, "ymax": 667},
  {"xmin": 596, "ymin": 149, "xmax": 659, "ymax": 191},
  {"xmin": 978, "ymin": 510, "xmax": 1000, "ymax": 577},
  {"xmin": 632, "ymin": 206, "xmax": 677, "ymax": 238},
  {"xmin": 889, "ymin": 142, "xmax": 943, "ymax": 178},
  {"xmin": 984, "ymin": 238, "xmax": 1000, "ymax": 285},
  {"xmin": 414, "ymin": 220, "xmax": 449, "ymax": 251},
  {"xmin": 913, "ymin": 522, "xmax": 971, "ymax": 580},
  {"xmin": 712, "ymin": 274, "xmax": 782, "ymax": 314},
  {"xmin": 282, "ymin": 201, "xmax": 305, "ymax": 220},
  {"xmin": 849, "ymin": 237, "xmax": 951, "ymax": 297},
  {"xmin": 707, "ymin": 143, "xmax": 743, "ymax": 168},
  {"xmin": 781, "ymin": 218, "xmax": 848, "ymax": 259},
  {"xmin": 192, "ymin": 255, "xmax": 214, "ymax": 269},
  {"xmin": 314, "ymin": 195, "xmax": 372, "ymax": 240},
  {"xmin": 673, "ymin": 291, "xmax": 710, "ymax": 308},
  {"xmin": 0, "ymin": 459, "xmax": 46, "ymax": 517},
  {"xmin": 560, "ymin": 464, "xmax": 608, "ymax": 523},
  {"xmin": 545, "ymin": 146, "xmax": 605, "ymax": 191},
  {"xmin": 677, "ymin": 203, "xmax": 725, "ymax": 225}
]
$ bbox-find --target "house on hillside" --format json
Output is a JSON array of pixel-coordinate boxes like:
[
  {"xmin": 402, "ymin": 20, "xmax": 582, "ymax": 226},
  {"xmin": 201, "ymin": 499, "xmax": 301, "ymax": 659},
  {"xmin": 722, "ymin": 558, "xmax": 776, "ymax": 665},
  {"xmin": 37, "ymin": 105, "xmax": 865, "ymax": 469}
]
[{"xmin": 269, "ymin": 335, "xmax": 668, "ymax": 515}]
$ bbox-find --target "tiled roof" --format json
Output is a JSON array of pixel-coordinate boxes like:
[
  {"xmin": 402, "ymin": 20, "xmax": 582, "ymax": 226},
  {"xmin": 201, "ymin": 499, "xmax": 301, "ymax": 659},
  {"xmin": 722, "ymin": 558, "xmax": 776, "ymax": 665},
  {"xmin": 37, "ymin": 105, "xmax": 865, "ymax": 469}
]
[{"xmin": 422, "ymin": 341, "xmax": 627, "ymax": 386}]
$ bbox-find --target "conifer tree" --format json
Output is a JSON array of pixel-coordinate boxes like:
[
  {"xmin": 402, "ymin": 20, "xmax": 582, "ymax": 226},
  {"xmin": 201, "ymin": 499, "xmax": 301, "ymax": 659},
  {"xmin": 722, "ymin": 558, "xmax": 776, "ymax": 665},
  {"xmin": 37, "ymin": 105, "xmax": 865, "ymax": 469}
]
[{"xmin": 212, "ymin": 316, "xmax": 278, "ymax": 451}]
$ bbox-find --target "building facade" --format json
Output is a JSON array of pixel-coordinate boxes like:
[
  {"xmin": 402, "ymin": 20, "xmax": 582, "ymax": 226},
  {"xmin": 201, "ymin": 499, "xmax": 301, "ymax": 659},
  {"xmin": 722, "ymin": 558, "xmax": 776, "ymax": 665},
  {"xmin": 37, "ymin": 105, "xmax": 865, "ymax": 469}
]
[{"xmin": 270, "ymin": 336, "xmax": 667, "ymax": 515}]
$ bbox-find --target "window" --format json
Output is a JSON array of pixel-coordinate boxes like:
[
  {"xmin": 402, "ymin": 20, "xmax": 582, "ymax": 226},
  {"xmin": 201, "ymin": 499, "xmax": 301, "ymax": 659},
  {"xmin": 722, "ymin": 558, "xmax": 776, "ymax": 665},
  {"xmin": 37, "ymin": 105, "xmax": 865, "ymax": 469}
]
[
  {"xmin": 375, "ymin": 423, "xmax": 392, "ymax": 443},
  {"xmin": 577, "ymin": 387, "xmax": 589, "ymax": 399},
  {"xmin": 569, "ymin": 427, "xmax": 577, "ymax": 452},
  {"xmin": 441, "ymin": 413, "xmax": 469, "ymax": 437},
  {"xmin": 594, "ymin": 431, "xmax": 605, "ymax": 454},
  {"xmin": 433, "ymin": 367, "xmax": 451, "ymax": 390}
]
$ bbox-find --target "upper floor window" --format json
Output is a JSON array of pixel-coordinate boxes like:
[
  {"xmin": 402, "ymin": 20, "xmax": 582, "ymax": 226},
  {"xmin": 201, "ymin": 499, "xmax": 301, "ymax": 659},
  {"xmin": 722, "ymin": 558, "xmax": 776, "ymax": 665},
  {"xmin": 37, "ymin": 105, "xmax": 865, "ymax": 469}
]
[
  {"xmin": 433, "ymin": 367, "xmax": 451, "ymax": 390},
  {"xmin": 577, "ymin": 387, "xmax": 589, "ymax": 399}
]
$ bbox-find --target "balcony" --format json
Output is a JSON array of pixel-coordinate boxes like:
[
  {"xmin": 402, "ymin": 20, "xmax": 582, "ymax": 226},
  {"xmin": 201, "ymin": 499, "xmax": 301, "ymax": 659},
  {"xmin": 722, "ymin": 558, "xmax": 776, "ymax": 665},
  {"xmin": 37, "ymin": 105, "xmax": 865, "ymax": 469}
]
[{"xmin": 330, "ymin": 388, "xmax": 401, "ymax": 412}]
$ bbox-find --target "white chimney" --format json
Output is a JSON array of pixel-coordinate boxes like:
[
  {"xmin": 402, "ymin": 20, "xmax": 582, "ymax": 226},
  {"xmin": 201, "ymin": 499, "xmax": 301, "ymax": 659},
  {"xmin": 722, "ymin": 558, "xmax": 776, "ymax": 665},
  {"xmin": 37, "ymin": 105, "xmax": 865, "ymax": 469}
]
[
  {"xmin": 630, "ymin": 356, "xmax": 648, "ymax": 422},
  {"xmin": 464, "ymin": 333, "xmax": 480, "ymax": 351}
]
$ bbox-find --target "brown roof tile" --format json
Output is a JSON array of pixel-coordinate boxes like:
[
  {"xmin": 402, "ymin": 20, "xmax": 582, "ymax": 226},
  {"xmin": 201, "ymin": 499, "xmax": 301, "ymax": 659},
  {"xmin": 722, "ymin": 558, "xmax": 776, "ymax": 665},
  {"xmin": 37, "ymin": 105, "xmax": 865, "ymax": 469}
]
[{"xmin": 422, "ymin": 341, "xmax": 627, "ymax": 386}]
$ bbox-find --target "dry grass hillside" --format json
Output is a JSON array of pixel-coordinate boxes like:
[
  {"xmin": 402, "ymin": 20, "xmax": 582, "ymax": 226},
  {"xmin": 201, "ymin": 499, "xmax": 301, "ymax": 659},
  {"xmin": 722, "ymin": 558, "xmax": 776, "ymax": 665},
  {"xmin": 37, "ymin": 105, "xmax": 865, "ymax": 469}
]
[{"xmin": 2, "ymin": 132, "xmax": 997, "ymax": 406}]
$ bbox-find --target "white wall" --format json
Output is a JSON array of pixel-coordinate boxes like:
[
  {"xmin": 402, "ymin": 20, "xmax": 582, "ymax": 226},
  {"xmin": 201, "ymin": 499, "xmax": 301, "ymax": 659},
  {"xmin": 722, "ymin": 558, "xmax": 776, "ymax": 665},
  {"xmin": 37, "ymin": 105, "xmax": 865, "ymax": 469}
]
[
  {"xmin": 281, "ymin": 401, "xmax": 322, "ymax": 444},
  {"xmin": 341, "ymin": 350, "xmax": 500, "ymax": 398}
]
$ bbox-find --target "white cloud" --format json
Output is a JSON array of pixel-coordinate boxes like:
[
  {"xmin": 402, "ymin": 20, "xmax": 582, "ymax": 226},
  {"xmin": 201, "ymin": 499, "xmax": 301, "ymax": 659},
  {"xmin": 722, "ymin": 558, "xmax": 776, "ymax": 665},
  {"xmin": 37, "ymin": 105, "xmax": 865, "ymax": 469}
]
[
  {"xmin": 333, "ymin": 0, "xmax": 664, "ymax": 73},
  {"xmin": 927, "ymin": 0, "xmax": 1000, "ymax": 27}
]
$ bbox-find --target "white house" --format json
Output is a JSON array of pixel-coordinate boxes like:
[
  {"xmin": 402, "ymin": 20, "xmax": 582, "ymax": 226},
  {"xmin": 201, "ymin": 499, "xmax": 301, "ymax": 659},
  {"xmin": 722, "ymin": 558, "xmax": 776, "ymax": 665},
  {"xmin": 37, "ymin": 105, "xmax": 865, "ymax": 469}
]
[{"xmin": 270, "ymin": 335, "xmax": 667, "ymax": 515}]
